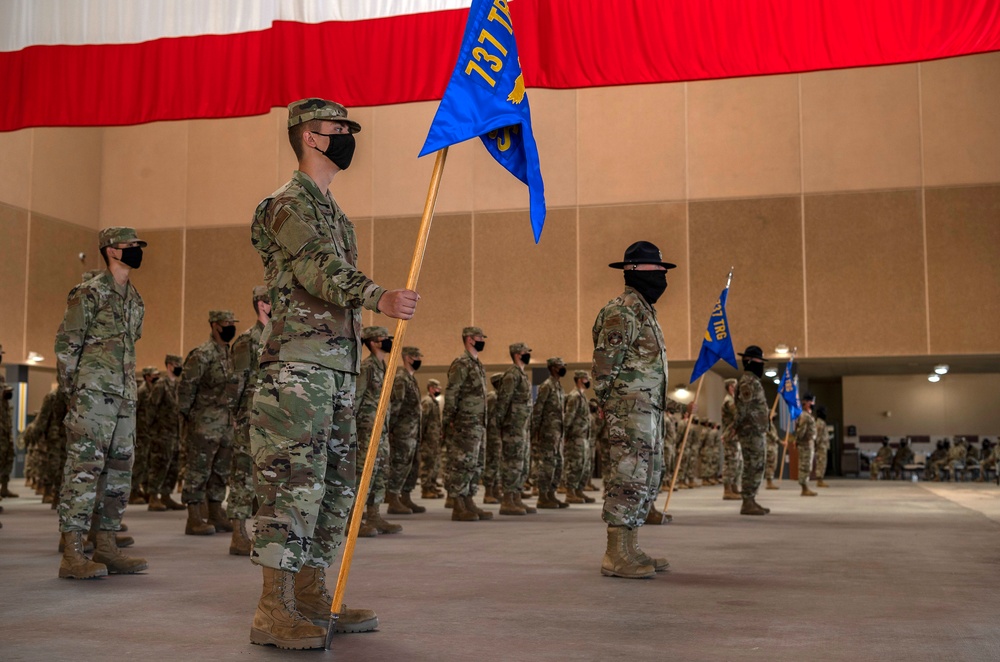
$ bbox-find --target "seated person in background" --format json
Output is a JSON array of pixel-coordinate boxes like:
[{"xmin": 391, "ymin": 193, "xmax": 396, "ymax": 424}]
[
  {"xmin": 924, "ymin": 440, "xmax": 948, "ymax": 480},
  {"xmin": 891, "ymin": 438, "xmax": 915, "ymax": 480},
  {"xmin": 870, "ymin": 438, "xmax": 894, "ymax": 481},
  {"xmin": 976, "ymin": 439, "xmax": 996, "ymax": 482},
  {"xmin": 964, "ymin": 441, "xmax": 981, "ymax": 481},
  {"xmin": 932, "ymin": 439, "xmax": 966, "ymax": 482}
]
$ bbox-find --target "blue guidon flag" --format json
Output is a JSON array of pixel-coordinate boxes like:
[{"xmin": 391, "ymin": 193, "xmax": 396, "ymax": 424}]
[
  {"xmin": 778, "ymin": 358, "xmax": 802, "ymax": 421},
  {"xmin": 690, "ymin": 274, "xmax": 738, "ymax": 383},
  {"xmin": 419, "ymin": 0, "xmax": 546, "ymax": 242}
]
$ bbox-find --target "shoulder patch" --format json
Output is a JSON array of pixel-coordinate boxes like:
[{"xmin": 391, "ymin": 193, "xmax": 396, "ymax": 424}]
[
  {"xmin": 272, "ymin": 205, "xmax": 317, "ymax": 256},
  {"xmin": 608, "ymin": 331, "xmax": 623, "ymax": 346},
  {"xmin": 232, "ymin": 341, "xmax": 251, "ymax": 372}
]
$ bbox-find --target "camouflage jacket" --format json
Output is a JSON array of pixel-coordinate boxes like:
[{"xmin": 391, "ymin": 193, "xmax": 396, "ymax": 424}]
[
  {"xmin": 794, "ymin": 410, "xmax": 817, "ymax": 446},
  {"xmin": 420, "ymin": 394, "xmax": 442, "ymax": 447},
  {"xmin": 135, "ymin": 382, "xmax": 154, "ymax": 445},
  {"xmin": 734, "ymin": 373, "xmax": 768, "ymax": 438},
  {"xmin": 815, "ymin": 419, "xmax": 830, "ymax": 449},
  {"xmin": 442, "ymin": 351, "xmax": 487, "ymax": 433},
  {"xmin": 389, "ymin": 368, "xmax": 421, "ymax": 444},
  {"xmin": 494, "ymin": 365, "xmax": 531, "ymax": 439},
  {"xmin": 564, "ymin": 389, "xmax": 591, "ymax": 441},
  {"xmin": 531, "ymin": 375, "xmax": 564, "ymax": 442},
  {"xmin": 892, "ymin": 445, "xmax": 915, "ymax": 466},
  {"xmin": 721, "ymin": 394, "xmax": 737, "ymax": 441},
  {"xmin": 55, "ymin": 270, "xmax": 144, "ymax": 399},
  {"xmin": 0, "ymin": 375, "xmax": 11, "ymax": 446},
  {"xmin": 486, "ymin": 391, "xmax": 499, "ymax": 447},
  {"xmin": 946, "ymin": 443, "xmax": 967, "ymax": 462},
  {"xmin": 592, "ymin": 287, "xmax": 681, "ymax": 415},
  {"xmin": 178, "ymin": 337, "xmax": 234, "ymax": 439},
  {"xmin": 875, "ymin": 446, "xmax": 895, "ymax": 463},
  {"xmin": 767, "ymin": 422, "xmax": 781, "ymax": 445},
  {"xmin": 966, "ymin": 446, "xmax": 981, "ymax": 462},
  {"xmin": 228, "ymin": 321, "xmax": 264, "ymax": 428},
  {"xmin": 148, "ymin": 376, "xmax": 181, "ymax": 444},
  {"xmin": 356, "ymin": 354, "xmax": 388, "ymax": 435},
  {"xmin": 663, "ymin": 412, "xmax": 680, "ymax": 448},
  {"xmin": 251, "ymin": 171, "xmax": 385, "ymax": 374}
]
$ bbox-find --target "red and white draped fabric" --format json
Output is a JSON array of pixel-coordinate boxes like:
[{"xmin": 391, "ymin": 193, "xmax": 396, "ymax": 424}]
[{"xmin": 2, "ymin": 0, "xmax": 999, "ymax": 131}]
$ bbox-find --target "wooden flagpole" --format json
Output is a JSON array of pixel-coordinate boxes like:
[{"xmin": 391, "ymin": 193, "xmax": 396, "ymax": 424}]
[
  {"xmin": 326, "ymin": 147, "xmax": 448, "ymax": 648},
  {"xmin": 773, "ymin": 349, "xmax": 797, "ymax": 480},
  {"xmin": 662, "ymin": 377, "xmax": 703, "ymax": 513}
]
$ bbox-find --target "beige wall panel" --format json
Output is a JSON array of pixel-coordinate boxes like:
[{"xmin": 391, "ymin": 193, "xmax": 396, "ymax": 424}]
[
  {"xmin": 0, "ymin": 205, "xmax": 29, "ymax": 361},
  {"xmin": 925, "ymin": 185, "xmax": 1000, "ymax": 354},
  {"xmin": 371, "ymin": 101, "xmax": 476, "ymax": 217},
  {"xmin": 801, "ymin": 65, "xmax": 921, "ymax": 193},
  {"xmin": 922, "ymin": 52, "xmax": 1000, "ymax": 186},
  {"xmin": 100, "ymin": 121, "xmax": 188, "ymax": 230},
  {"xmin": 578, "ymin": 203, "xmax": 689, "ymax": 364},
  {"xmin": 689, "ymin": 197, "xmax": 804, "ymax": 358},
  {"xmin": 182, "ymin": 227, "xmax": 264, "ymax": 354},
  {"xmin": 0, "ymin": 129, "xmax": 33, "ymax": 209},
  {"xmin": 128, "ymin": 229, "xmax": 184, "ymax": 373},
  {"xmin": 473, "ymin": 208, "xmax": 577, "ymax": 365},
  {"xmin": 688, "ymin": 75, "xmax": 801, "ymax": 200},
  {"xmin": 578, "ymin": 84, "xmax": 685, "ymax": 206},
  {"xmin": 31, "ymin": 127, "xmax": 102, "ymax": 229},
  {"xmin": 186, "ymin": 114, "xmax": 278, "ymax": 227},
  {"xmin": 804, "ymin": 190, "xmax": 927, "ymax": 356},
  {"xmin": 369, "ymin": 214, "xmax": 473, "ymax": 367},
  {"xmin": 25, "ymin": 215, "xmax": 100, "ymax": 368}
]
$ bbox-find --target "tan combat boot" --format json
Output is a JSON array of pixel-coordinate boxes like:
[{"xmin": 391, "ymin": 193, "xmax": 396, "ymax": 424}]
[
  {"xmin": 600, "ymin": 526, "xmax": 655, "ymax": 579},
  {"xmin": 357, "ymin": 514, "xmax": 379, "ymax": 538},
  {"xmin": 513, "ymin": 491, "xmax": 536, "ymax": 514},
  {"xmin": 208, "ymin": 502, "xmax": 233, "ymax": 532},
  {"xmin": 230, "ymin": 519, "xmax": 252, "ymax": 556},
  {"xmin": 451, "ymin": 496, "xmax": 478, "ymax": 521},
  {"xmin": 723, "ymin": 483, "xmax": 742, "ymax": 501},
  {"xmin": 294, "ymin": 565, "xmax": 379, "ymax": 633},
  {"xmin": 250, "ymin": 567, "xmax": 326, "ymax": 649},
  {"xmin": 536, "ymin": 491, "xmax": 559, "ymax": 509},
  {"xmin": 817, "ymin": 479, "xmax": 830, "ymax": 488},
  {"xmin": 366, "ymin": 504, "xmax": 402, "ymax": 534},
  {"xmin": 162, "ymin": 493, "xmax": 186, "ymax": 510},
  {"xmin": 801, "ymin": 485, "xmax": 818, "ymax": 497},
  {"xmin": 766, "ymin": 478, "xmax": 779, "ymax": 490},
  {"xmin": 498, "ymin": 491, "xmax": 527, "ymax": 516},
  {"xmin": 752, "ymin": 497, "xmax": 771, "ymax": 514},
  {"xmin": 645, "ymin": 504, "xmax": 672, "ymax": 525},
  {"xmin": 549, "ymin": 490, "xmax": 570, "ymax": 509},
  {"xmin": 400, "ymin": 492, "xmax": 426, "ymax": 513},
  {"xmin": 92, "ymin": 530, "xmax": 148, "ymax": 574},
  {"xmin": 483, "ymin": 485, "xmax": 500, "ymax": 505},
  {"xmin": 564, "ymin": 488, "xmax": 585, "ymax": 504},
  {"xmin": 185, "ymin": 503, "xmax": 216, "ymax": 535},
  {"xmin": 740, "ymin": 497, "xmax": 767, "ymax": 516},
  {"xmin": 58, "ymin": 531, "xmax": 108, "ymax": 579},
  {"xmin": 1, "ymin": 480, "xmax": 19, "ymax": 498},
  {"xmin": 385, "ymin": 492, "xmax": 412, "ymax": 515},
  {"xmin": 575, "ymin": 488, "xmax": 596, "ymax": 504},
  {"xmin": 87, "ymin": 522, "xmax": 134, "ymax": 548},
  {"xmin": 147, "ymin": 494, "xmax": 167, "ymax": 512},
  {"xmin": 421, "ymin": 485, "xmax": 440, "ymax": 499},
  {"xmin": 464, "ymin": 495, "xmax": 493, "ymax": 520},
  {"xmin": 444, "ymin": 495, "xmax": 455, "ymax": 509},
  {"xmin": 626, "ymin": 527, "xmax": 669, "ymax": 572}
]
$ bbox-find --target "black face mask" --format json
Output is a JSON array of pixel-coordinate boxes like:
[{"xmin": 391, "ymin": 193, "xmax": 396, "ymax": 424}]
[
  {"xmin": 120, "ymin": 246, "xmax": 143, "ymax": 269},
  {"xmin": 473, "ymin": 340, "xmax": 486, "ymax": 352},
  {"xmin": 172, "ymin": 366, "xmax": 182, "ymax": 377},
  {"xmin": 557, "ymin": 367, "xmax": 567, "ymax": 377},
  {"xmin": 3, "ymin": 389, "xmax": 11, "ymax": 400},
  {"xmin": 743, "ymin": 359, "xmax": 764, "ymax": 379},
  {"xmin": 520, "ymin": 353, "xmax": 531, "ymax": 365},
  {"xmin": 380, "ymin": 338, "xmax": 393, "ymax": 353},
  {"xmin": 411, "ymin": 360, "xmax": 422, "ymax": 371},
  {"xmin": 314, "ymin": 132, "xmax": 356, "ymax": 170},
  {"xmin": 583, "ymin": 380, "xmax": 591, "ymax": 389},
  {"xmin": 624, "ymin": 269, "xmax": 667, "ymax": 304},
  {"xmin": 219, "ymin": 325, "xmax": 236, "ymax": 343}
]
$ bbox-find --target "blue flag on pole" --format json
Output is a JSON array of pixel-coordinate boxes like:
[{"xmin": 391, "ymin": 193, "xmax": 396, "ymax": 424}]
[
  {"xmin": 689, "ymin": 284, "xmax": 738, "ymax": 383},
  {"xmin": 419, "ymin": 0, "xmax": 546, "ymax": 242},
  {"xmin": 778, "ymin": 358, "xmax": 802, "ymax": 420}
]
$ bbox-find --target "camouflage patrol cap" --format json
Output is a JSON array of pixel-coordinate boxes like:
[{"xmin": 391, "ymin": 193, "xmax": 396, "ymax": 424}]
[
  {"xmin": 252, "ymin": 285, "xmax": 269, "ymax": 303},
  {"xmin": 490, "ymin": 373, "xmax": 503, "ymax": 388},
  {"xmin": 141, "ymin": 366, "xmax": 160, "ymax": 377},
  {"xmin": 546, "ymin": 357, "xmax": 565, "ymax": 368},
  {"xmin": 208, "ymin": 310, "xmax": 238, "ymax": 324},
  {"xmin": 287, "ymin": 98, "xmax": 361, "ymax": 133},
  {"xmin": 462, "ymin": 326, "xmax": 487, "ymax": 338},
  {"xmin": 402, "ymin": 346, "xmax": 423, "ymax": 358},
  {"xmin": 573, "ymin": 370, "xmax": 589, "ymax": 380},
  {"xmin": 99, "ymin": 226, "xmax": 147, "ymax": 249},
  {"xmin": 427, "ymin": 379, "xmax": 441, "ymax": 388},
  {"xmin": 361, "ymin": 326, "xmax": 391, "ymax": 341},
  {"xmin": 509, "ymin": 342, "xmax": 531, "ymax": 354},
  {"xmin": 165, "ymin": 354, "xmax": 183, "ymax": 365}
]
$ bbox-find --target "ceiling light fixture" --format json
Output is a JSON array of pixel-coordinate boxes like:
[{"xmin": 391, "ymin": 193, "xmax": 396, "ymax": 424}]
[
  {"xmin": 774, "ymin": 344, "xmax": 789, "ymax": 355},
  {"xmin": 674, "ymin": 385, "xmax": 690, "ymax": 399},
  {"xmin": 927, "ymin": 374, "xmax": 941, "ymax": 383},
  {"xmin": 773, "ymin": 377, "xmax": 780, "ymax": 385},
  {"xmin": 934, "ymin": 364, "xmax": 949, "ymax": 375},
  {"xmin": 26, "ymin": 351, "xmax": 44, "ymax": 363},
  {"xmin": 764, "ymin": 368, "xmax": 777, "ymax": 378}
]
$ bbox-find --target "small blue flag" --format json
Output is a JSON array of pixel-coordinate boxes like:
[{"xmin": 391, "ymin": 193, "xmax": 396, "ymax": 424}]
[
  {"xmin": 689, "ymin": 284, "xmax": 738, "ymax": 383},
  {"xmin": 419, "ymin": 0, "xmax": 546, "ymax": 242},
  {"xmin": 778, "ymin": 358, "xmax": 802, "ymax": 420}
]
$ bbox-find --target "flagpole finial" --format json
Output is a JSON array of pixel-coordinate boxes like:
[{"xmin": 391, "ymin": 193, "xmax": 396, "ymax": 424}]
[{"xmin": 726, "ymin": 268, "xmax": 733, "ymax": 288}]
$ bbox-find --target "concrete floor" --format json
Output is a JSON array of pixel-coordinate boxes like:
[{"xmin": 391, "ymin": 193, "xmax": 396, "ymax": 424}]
[{"xmin": 1, "ymin": 478, "xmax": 998, "ymax": 661}]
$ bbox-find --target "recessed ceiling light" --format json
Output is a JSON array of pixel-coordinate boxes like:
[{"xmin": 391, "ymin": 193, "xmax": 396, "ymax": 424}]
[
  {"xmin": 774, "ymin": 344, "xmax": 789, "ymax": 355},
  {"xmin": 934, "ymin": 364, "xmax": 949, "ymax": 375},
  {"xmin": 764, "ymin": 368, "xmax": 777, "ymax": 378},
  {"xmin": 927, "ymin": 374, "xmax": 941, "ymax": 383}
]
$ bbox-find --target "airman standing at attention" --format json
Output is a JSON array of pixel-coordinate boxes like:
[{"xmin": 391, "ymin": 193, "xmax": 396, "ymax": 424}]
[
  {"xmin": 734, "ymin": 346, "xmax": 771, "ymax": 516},
  {"xmin": 796, "ymin": 393, "xmax": 818, "ymax": 496},
  {"xmin": 419, "ymin": 380, "xmax": 444, "ymax": 498},
  {"xmin": 386, "ymin": 346, "xmax": 426, "ymax": 516},
  {"xmin": 720, "ymin": 378, "xmax": 742, "ymax": 500},
  {"xmin": 482, "ymin": 372, "xmax": 504, "ymax": 505},
  {"xmin": 563, "ymin": 370, "xmax": 595, "ymax": 505},
  {"xmin": 129, "ymin": 366, "xmax": 160, "ymax": 504},
  {"xmin": 495, "ymin": 343, "xmax": 534, "ymax": 516},
  {"xmin": 532, "ymin": 357, "xmax": 568, "ymax": 509},
  {"xmin": 765, "ymin": 420, "xmax": 781, "ymax": 489},
  {"xmin": 0, "ymin": 344, "xmax": 15, "ymax": 502},
  {"xmin": 147, "ymin": 354, "xmax": 185, "ymax": 511},
  {"xmin": 814, "ymin": 405, "xmax": 831, "ymax": 487}
]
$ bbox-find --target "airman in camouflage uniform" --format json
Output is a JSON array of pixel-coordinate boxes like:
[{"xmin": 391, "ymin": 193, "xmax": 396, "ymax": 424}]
[
  {"xmin": 734, "ymin": 346, "xmax": 771, "ymax": 515},
  {"xmin": 419, "ymin": 380, "xmax": 444, "ymax": 498},
  {"xmin": 814, "ymin": 405, "xmax": 830, "ymax": 487},
  {"xmin": 386, "ymin": 346, "xmax": 426, "ymax": 515},
  {"xmin": 891, "ymin": 437, "xmax": 915, "ymax": 480},
  {"xmin": 482, "ymin": 372, "xmax": 503, "ymax": 505},
  {"xmin": 129, "ymin": 366, "xmax": 159, "ymax": 504},
  {"xmin": 532, "ymin": 357, "xmax": 568, "ymax": 509},
  {"xmin": 248, "ymin": 99, "xmax": 417, "ymax": 648},
  {"xmin": 721, "ymin": 379, "xmax": 742, "ymax": 499},
  {"xmin": 178, "ymin": 309, "xmax": 237, "ymax": 536},
  {"xmin": 700, "ymin": 422, "xmax": 721, "ymax": 486},
  {"xmin": 54, "ymin": 227, "xmax": 149, "ymax": 578},
  {"xmin": 796, "ymin": 393, "xmax": 818, "ymax": 496},
  {"xmin": 679, "ymin": 418, "xmax": 703, "ymax": 489},
  {"xmin": 593, "ymin": 241, "xmax": 685, "ymax": 579},
  {"xmin": 225, "ymin": 286, "xmax": 270, "ymax": 554},
  {"xmin": 563, "ymin": 370, "xmax": 594, "ymax": 505},
  {"xmin": 147, "ymin": 354, "xmax": 185, "ymax": 511},
  {"xmin": 495, "ymin": 343, "xmax": 534, "ymax": 516},
  {"xmin": 0, "ymin": 344, "xmax": 15, "ymax": 501},
  {"xmin": 443, "ymin": 327, "xmax": 492, "ymax": 522},
  {"xmin": 765, "ymin": 421, "xmax": 781, "ymax": 489}
]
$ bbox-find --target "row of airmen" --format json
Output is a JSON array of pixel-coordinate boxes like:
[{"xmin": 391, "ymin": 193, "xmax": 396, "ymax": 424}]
[{"xmin": 868, "ymin": 437, "xmax": 999, "ymax": 481}]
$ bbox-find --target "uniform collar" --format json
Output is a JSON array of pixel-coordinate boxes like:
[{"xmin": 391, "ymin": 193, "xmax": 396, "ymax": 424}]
[
  {"xmin": 293, "ymin": 170, "xmax": 333, "ymax": 211},
  {"xmin": 624, "ymin": 286, "xmax": 657, "ymax": 315}
]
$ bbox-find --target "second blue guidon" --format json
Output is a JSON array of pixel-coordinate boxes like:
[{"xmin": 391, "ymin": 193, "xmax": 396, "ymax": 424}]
[
  {"xmin": 778, "ymin": 358, "xmax": 802, "ymax": 420},
  {"xmin": 419, "ymin": 0, "xmax": 546, "ymax": 242},
  {"xmin": 690, "ymin": 285, "xmax": 738, "ymax": 383}
]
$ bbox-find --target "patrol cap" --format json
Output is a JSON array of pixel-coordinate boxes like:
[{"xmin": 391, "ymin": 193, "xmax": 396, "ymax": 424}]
[
  {"xmin": 362, "ymin": 326, "xmax": 391, "ymax": 341},
  {"xmin": 287, "ymin": 98, "xmax": 361, "ymax": 133},
  {"xmin": 573, "ymin": 370, "xmax": 589, "ymax": 380},
  {"xmin": 252, "ymin": 285, "xmax": 269, "ymax": 303},
  {"xmin": 165, "ymin": 354, "xmax": 183, "ymax": 365},
  {"xmin": 427, "ymin": 379, "xmax": 441, "ymax": 388},
  {"xmin": 608, "ymin": 241, "xmax": 676, "ymax": 270},
  {"xmin": 462, "ymin": 326, "xmax": 487, "ymax": 338},
  {"xmin": 402, "ymin": 346, "xmax": 423, "ymax": 358},
  {"xmin": 490, "ymin": 372, "xmax": 503, "ymax": 388},
  {"xmin": 209, "ymin": 310, "xmax": 238, "ymax": 324},
  {"xmin": 99, "ymin": 226, "xmax": 147, "ymax": 249},
  {"xmin": 509, "ymin": 342, "xmax": 531, "ymax": 354},
  {"xmin": 141, "ymin": 366, "xmax": 160, "ymax": 377},
  {"xmin": 546, "ymin": 357, "xmax": 565, "ymax": 368}
]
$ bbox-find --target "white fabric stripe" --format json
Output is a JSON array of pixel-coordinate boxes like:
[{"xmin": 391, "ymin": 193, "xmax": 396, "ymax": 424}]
[{"xmin": 0, "ymin": 0, "xmax": 472, "ymax": 52}]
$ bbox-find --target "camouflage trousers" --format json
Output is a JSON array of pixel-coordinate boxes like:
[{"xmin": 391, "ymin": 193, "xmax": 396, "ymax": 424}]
[
  {"xmin": 58, "ymin": 390, "xmax": 135, "ymax": 533},
  {"xmin": 680, "ymin": 437, "xmax": 700, "ymax": 483},
  {"xmin": 598, "ymin": 432, "xmax": 612, "ymax": 485},
  {"xmin": 532, "ymin": 434, "xmax": 564, "ymax": 492},
  {"xmin": 402, "ymin": 437, "xmax": 421, "ymax": 494},
  {"xmin": 563, "ymin": 435, "xmax": 590, "ymax": 491},
  {"xmin": 584, "ymin": 437, "xmax": 597, "ymax": 486},
  {"xmin": 797, "ymin": 440, "xmax": 814, "ymax": 487},
  {"xmin": 602, "ymin": 398, "xmax": 662, "ymax": 529},
  {"xmin": 766, "ymin": 440, "xmax": 780, "ymax": 480},
  {"xmin": 147, "ymin": 433, "xmax": 179, "ymax": 497},
  {"xmin": 130, "ymin": 433, "xmax": 151, "ymax": 495},
  {"xmin": 739, "ymin": 433, "xmax": 766, "ymax": 498},
  {"xmin": 661, "ymin": 440, "xmax": 676, "ymax": 489},
  {"xmin": 723, "ymin": 434, "xmax": 743, "ymax": 487},
  {"xmin": 227, "ymin": 422, "xmax": 255, "ymax": 520},
  {"xmin": 251, "ymin": 362, "xmax": 357, "ymax": 572},
  {"xmin": 419, "ymin": 432, "xmax": 442, "ymax": 488},
  {"xmin": 648, "ymin": 435, "xmax": 665, "ymax": 501},
  {"xmin": 700, "ymin": 437, "xmax": 718, "ymax": 480},
  {"xmin": 387, "ymin": 429, "xmax": 418, "ymax": 495},
  {"xmin": 0, "ymin": 429, "xmax": 13, "ymax": 482},
  {"xmin": 814, "ymin": 442, "xmax": 829, "ymax": 480},
  {"xmin": 356, "ymin": 418, "xmax": 388, "ymax": 506},
  {"xmin": 482, "ymin": 428, "xmax": 502, "ymax": 489},
  {"xmin": 444, "ymin": 423, "xmax": 486, "ymax": 497},
  {"xmin": 500, "ymin": 427, "xmax": 530, "ymax": 494},
  {"xmin": 182, "ymin": 427, "xmax": 232, "ymax": 504}
]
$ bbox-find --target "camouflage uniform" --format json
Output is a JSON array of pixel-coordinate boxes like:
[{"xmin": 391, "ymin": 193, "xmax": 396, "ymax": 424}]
[
  {"xmin": 178, "ymin": 312, "xmax": 236, "ymax": 506},
  {"xmin": 681, "ymin": 420, "xmax": 703, "ymax": 486},
  {"xmin": 387, "ymin": 348, "xmax": 423, "ymax": 497},
  {"xmin": 131, "ymin": 366, "xmax": 159, "ymax": 499},
  {"xmin": 531, "ymin": 359, "xmax": 566, "ymax": 493},
  {"xmin": 483, "ymin": 374, "xmax": 503, "ymax": 493},
  {"xmin": 592, "ymin": 286, "xmax": 683, "ymax": 528},
  {"xmin": 54, "ymin": 231, "xmax": 145, "ymax": 534},
  {"xmin": 890, "ymin": 441, "xmax": 915, "ymax": 479},
  {"xmin": 0, "ymin": 357, "xmax": 13, "ymax": 486},
  {"xmin": 495, "ymin": 355, "xmax": 532, "ymax": 496},
  {"xmin": 419, "ymin": 383, "xmax": 443, "ymax": 491},
  {"xmin": 563, "ymin": 372, "xmax": 592, "ymax": 492},
  {"xmin": 442, "ymin": 336, "xmax": 488, "ymax": 498},
  {"xmin": 659, "ymin": 412, "xmax": 679, "ymax": 491},
  {"xmin": 147, "ymin": 355, "xmax": 183, "ymax": 499},
  {"xmin": 355, "ymin": 331, "xmax": 390, "ymax": 507},
  {"xmin": 250, "ymin": 164, "xmax": 386, "ymax": 571},
  {"xmin": 871, "ymin": 443, "xmax": 896, "ymax": 479},
  {"xmin": 794, "ymin": 410, "xmax": 817, "ymax": 487},
  {"xmin": 766, "ymin": 422, "xmax": 781, "ymax": 480},
  {"xmin": 814, "ymin": 417, "xmax": 830, "ymax": 480},
  {"xmin": 700, "ymin": 424, "xmax": 720, "ymax": 483},
  {"xmin": 721, "ymin": 388, "xmax": 743, "ymax": 489},
  {"xmin": 228, "ymin": 313, "xmax": 265, "ymax": 520},
  {"xmin": 734, "ymin": 372, "xmax": 768, "ymax": 498}
]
